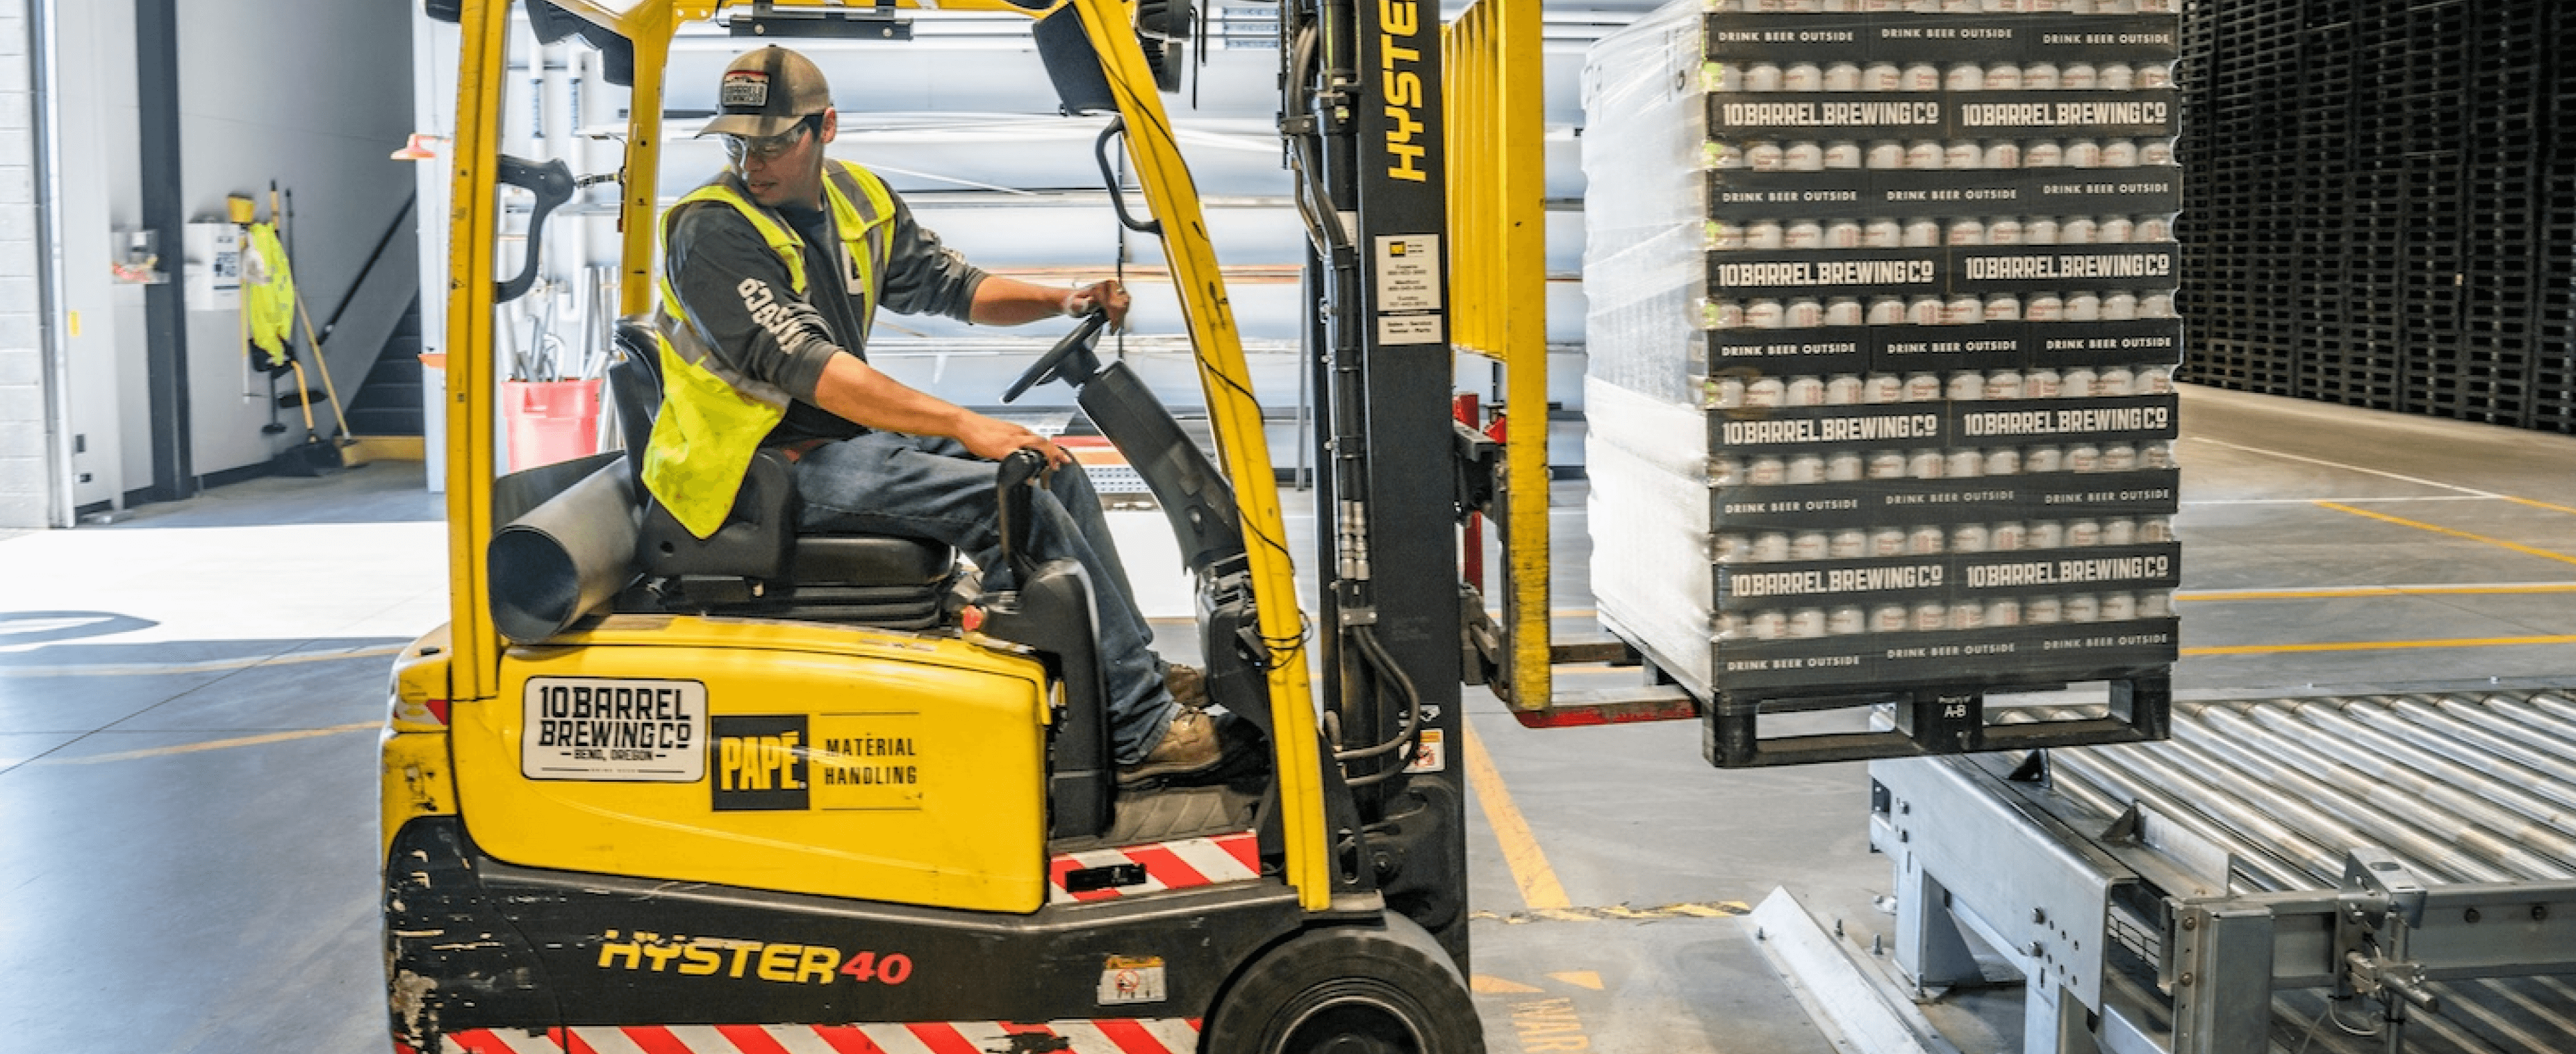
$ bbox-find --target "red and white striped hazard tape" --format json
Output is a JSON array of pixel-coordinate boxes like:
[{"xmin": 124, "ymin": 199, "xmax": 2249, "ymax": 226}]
[
  {"xmin": 1046, "ymin": 832, "xmax": 1261, "ymax": 904},
  {"xmin": 420, "ymin": 1019, "xmax": 1201, "ymax": 1054}
]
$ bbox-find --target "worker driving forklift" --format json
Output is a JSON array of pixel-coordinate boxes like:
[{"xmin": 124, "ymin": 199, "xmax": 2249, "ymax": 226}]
[{"xmin": 384, "ymin": 0, "xmax": 1483, "ymax": 1051}]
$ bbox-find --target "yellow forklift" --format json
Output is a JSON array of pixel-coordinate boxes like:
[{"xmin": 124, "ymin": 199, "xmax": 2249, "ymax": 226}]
[{"xmin": 382, "ymin": 1, "xmax": 1502, "ymax": 1050}]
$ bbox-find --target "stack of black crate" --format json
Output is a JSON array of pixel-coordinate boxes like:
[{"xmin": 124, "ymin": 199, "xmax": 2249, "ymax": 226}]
[
  {"xmin": 1583, "ymin": 0, "xmax": 2184, "ymax": 765},
  {"xmin": 2182, "ymin": 0, "xmax": 2573, "ymax": 433}
]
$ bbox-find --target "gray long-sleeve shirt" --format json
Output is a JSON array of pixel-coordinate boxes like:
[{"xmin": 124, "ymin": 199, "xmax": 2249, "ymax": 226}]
[{"xmin": 663, "ymin": 180, "xmax": 986, "ymax": 443}]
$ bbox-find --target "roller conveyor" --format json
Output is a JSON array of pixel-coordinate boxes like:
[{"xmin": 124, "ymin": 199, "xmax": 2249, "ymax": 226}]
[{"xmin": 1868, "ymin": 690, "xmax": 2576, "ymax": 1054}]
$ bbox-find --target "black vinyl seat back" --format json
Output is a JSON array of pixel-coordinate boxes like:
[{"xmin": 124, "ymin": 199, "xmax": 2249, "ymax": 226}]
[{"xmin": 604, "ymin": 319, "xmax": 953, "ymax": 627}]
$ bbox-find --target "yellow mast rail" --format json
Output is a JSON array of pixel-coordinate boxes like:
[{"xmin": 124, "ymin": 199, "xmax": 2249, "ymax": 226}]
[
  {"xmin": 442, "ymin": 0, "xmax": 1327, "ymax": 909},
  {"xmin": 1442, "ymin": 0, "xmax": 1551, "ymax": 712}
]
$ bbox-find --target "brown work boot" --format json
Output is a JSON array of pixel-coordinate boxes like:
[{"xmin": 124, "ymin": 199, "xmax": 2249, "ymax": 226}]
[
  {"xmin": 1164, "ymin": 662, "xmax": 1208, "ymax": 709},
  {"xmin": 1119, "ymin": 708, "xmax": 1226, "ymax": 786}
]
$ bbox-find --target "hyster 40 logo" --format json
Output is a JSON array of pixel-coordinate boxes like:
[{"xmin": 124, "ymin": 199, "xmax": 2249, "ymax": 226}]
[{"xmin": 713, "ymin": 715, "xmax": 809, "ymax": 811}]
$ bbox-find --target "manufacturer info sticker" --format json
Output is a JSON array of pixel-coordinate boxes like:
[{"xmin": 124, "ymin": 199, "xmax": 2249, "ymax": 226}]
[
  {"xmin": 521, "ymin": 677, "xmax": 707, "ymax": 782},
  {"xmin": 1098, "ymin": 956, "xmax": 1168, "ymax": 1006}
]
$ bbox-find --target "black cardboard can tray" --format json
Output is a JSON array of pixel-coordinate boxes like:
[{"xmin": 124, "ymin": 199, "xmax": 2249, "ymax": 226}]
[
  {"xmin": 1704, "ymin": 244, "xmax": 2178, "ymax": 299},
  {"xmin": 1700, "ymin": 12, "xmax": 2181, "ymax": 65},
  {"xmin": 1705, "ymin": 392, "xmax": 2176, "ymax": 452},
  {"xmin": 1707, "ymin": 318, "xmax": 2184, "ymax": 376},
  {"xmin": 1708, "ymin": 89, "xmax": 2178, "ymax": 140},
  {"xmin": 1707, "ymin": 165, "xmax": 2182, "ymax": 221},
  {"xmin": 1711, "ymin": 542, "xmax": 2179, "ymax": 612},
  {"xmin": 1708, "ymin": 467, "xmax": 2181, "ymax": 529},
  {"xmin": 1706, "ymin": 616, "xmax": 2180, "ymax": 692}
]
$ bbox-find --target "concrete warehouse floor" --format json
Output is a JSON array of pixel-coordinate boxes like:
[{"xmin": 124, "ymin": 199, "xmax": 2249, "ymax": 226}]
[{"xmin": 4, "ymin": 384, "xmax": 2575, "ymax": 1053}]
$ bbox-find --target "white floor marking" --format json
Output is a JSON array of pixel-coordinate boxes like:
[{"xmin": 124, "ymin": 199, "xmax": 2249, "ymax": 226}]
[{"xmin": 2187, "ymin": 437, "xmax": 2501, "ymax": 497}]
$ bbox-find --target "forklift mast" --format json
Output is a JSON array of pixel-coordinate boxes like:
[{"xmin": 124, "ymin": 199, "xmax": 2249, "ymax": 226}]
[{"xmin": 1277, "ymin": 0, "xmax": 1474, "ymax": 963}]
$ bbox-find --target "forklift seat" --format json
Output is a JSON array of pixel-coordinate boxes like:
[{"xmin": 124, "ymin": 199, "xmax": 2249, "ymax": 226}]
[{"xmin": 607, "ymin": 320, "xmax": 957, "ymax": 627}]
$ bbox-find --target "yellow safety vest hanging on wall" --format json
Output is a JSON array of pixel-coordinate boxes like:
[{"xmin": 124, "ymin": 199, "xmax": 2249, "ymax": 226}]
[
  {"xmin": 646, "ymin": 161, "xmax": 896, "ymax": 538},
  {"xmin": 242, "ymin": 222, "xmax": 297, "ymax": 368}
]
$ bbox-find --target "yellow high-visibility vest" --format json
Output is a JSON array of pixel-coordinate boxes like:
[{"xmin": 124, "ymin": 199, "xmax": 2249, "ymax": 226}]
[{"xmin": 645, "ymin": 161, "xmax": 896, "ymax": 538}]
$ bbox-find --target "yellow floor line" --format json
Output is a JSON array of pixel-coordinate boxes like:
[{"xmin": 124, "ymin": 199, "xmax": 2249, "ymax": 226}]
[
  {"xmin": 2184, "ymin": 635, "xmax": 2576, "ymax": 657},
  {"xmin": 1460, "ymin": 720, "xmax": 1571, "ymax": 911},
  {"xmin": 2181, "ymin": 583, "xmax": 2576, "ymax": 601},
  {"xmin": 2314, "ymin": 501, "xmax": 2576, "ymax": 569},
  {"xmin": 43, "ymin": 721, "xmax": 379, "ymax": 765},
  {"xmin": 0, "ymin": 644, "xmax": 405, "ymax": 678}
]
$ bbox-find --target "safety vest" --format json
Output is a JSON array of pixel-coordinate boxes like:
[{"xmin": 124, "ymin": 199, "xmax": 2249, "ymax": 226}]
[{"xmin": 645, "ymin": 161, "xmax": 897, "ymax": 538}]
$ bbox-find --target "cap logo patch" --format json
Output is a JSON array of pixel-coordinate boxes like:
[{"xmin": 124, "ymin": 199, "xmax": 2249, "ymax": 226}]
[{"xmin": 720, "ymin": 71, "xmax": 770, "ymax": 110}]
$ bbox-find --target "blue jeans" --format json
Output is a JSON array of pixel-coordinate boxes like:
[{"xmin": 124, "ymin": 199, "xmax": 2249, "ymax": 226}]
[{"xmin": 793, "ymin": 432, "xmax": 1175, "ymax": 764}]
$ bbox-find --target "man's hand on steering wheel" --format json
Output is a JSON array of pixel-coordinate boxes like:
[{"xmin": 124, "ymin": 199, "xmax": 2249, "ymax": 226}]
[
  {"xmin": 1062, "ymin": 279, "xmax": 1131, "ymax": 331},
  {"xmin": 957, "ymin": 412, "xmax": 1070, "ymax": 470}
]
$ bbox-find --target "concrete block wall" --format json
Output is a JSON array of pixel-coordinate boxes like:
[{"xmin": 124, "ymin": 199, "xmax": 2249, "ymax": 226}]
[{"xmin": 0, "ymin": 0, "xmax": 46, "ymax": 528}]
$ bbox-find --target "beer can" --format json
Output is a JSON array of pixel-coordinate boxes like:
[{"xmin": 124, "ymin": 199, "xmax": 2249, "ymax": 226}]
[
  {"xmin": 1868, "ymin": 451, "xmax": 1908, "ymax": 481},
  {"xmin": 1945, "ymin": 141, "xmax": 1983, "ymax": 169},
  {"xmin": 1990, "ymin": 520, "xmax": 2028, "ymax": 550},
  {"xmin": 2067, "ymin": 445, "xmax": 2102, "ymax": 474},
  {"xmin": 2103, "ymin": 291, "xmax": 2138, "ymax": 321},
  {"xmin": 1787, "ymin": 607, "xmax": 1826, "ymax": 639},
  {"xmin": 2063, "ymin": 291, "xmax": 2101, "ymax": 321},
  {"xmin": 2065, "ymin": 139, "xmax": 2103, "ymax": 169},
  {"xmin": 1911, "ymin": 601, "xmax": 1949, "ymax": 631},
  {"xmin": 1747, "ymin": 299, "xmax": 1789, "ymax": 329},
  {"xmin": 1985, "ymin": 370, "xmax": 2025, "ymax": 400},
  {"xmin": 1783, "ymin": 64, "xmax": 1823, "ymax": 92},
  {"xmin": 1984, "ymin": 63, "xmax": 2022, "ymax": 91},
  {"xmin": 2024, "ymin": 141, "xmax": 2065, "ymax": 167},
  {"xmin": 1753, "ymin": 531, "xmax": 1792, "ymax": 561},
  {"xmin": 1988, "ymin": 216, "xmax": 2025, "ymax": 244},
  {"xmin": 1986, "ymin": 599, "xmax": 2024, "ymax": 626},
  {"xmin": 2028, "ymin": 520, "xmax": 2064, "ymax": 548},
  {"xmin": 1948, "ymin": 371, "xmax": 1985, "ymax": 402},
  {"xmin": 1747, "ymin": 141, "xmax": 1786, "ymax": 171},
  {"xmin": 2026, "ymin": 595, "xmax": 2063, "ymax": 623},
  {"xmin": 1903, "ymin": 218, "xmax": 1944, "ymax": 247},
  {"xmin": 1823, "ymin": 64, "xmax": 1862, "ymax": 92},
  {"xmin": 2025, "ymin": 368, "xmax": 2062, "ymax": 398},
  {"xmin": 2140, "ymin": 291, "xmax": 2176, "ymax": 319},
  {"xmin": 2096, "ymin": 366, "xmax": 2134, "ymax": 396},
  {"xmin": 1744, "ymin": 64, "xmax": 1783, "ymax": 92},
  {"xmin": 2100, "ymin": 64, "xmax": 2135, "ymax": 91},
  {"xmin": 1749, "ymin": 611, "xmax": 1788, "ymax": 639},
  {"xmin": 1785, "ymin": 297, "xmax": 1826, "ymax": 328},
  {"xmin": 1907, "ymin": 296, "xmax": 1945, "ymax": 326},
  {"xmin": 1784, "ymin": 373, "xmax": 1826, "ymax": 404},
  {"xmin": 1791, "ymin": 531, "xmax": 1829, "ymax": 559},
  {"xmin": 1946, "ymin": 64, "xmax": 1985, "ymax": 92},
  {"xmin": 1787, "ymin": 454, "xmax": 1826, "ymax": 484},
  {"xmin": 1828, "ymin": 605, "xmax": 1869, "ymax": 635},
  {"xmin": 1864, "ymin": 373, "xmax": 1906, "ymax": 404},
  {"xmin": 2099, "ymin": 215, "xmax": 2134, "ymax": 243},
  {"xmin": 2067, "ymin": 518, "xmax": 2102, "ymax": 547},
  {"xmin": 1830, "ymin": 528, "xmax": 1868, "ymax": 557},
  {"xmin": 1824, "ymin": 220, "xmax": 1864, "ymax": 250},
  {"xmin": 1949, "ymin": 603, "xmax": 1984, "ymax": 631},
  {"xmin": 1826, "ymin": 451, "xmax": 1865, "ymax": 481},
  {"xmin": 1824, "ymin": 141, "xmax": 1863, "ymax": 169},
  {"xmin": 2024, "ymin": 445, "xmax": 2063, "ymax": 474},
  {"xmin": 1824, "ymin": 372, "xmax": 1864, "ymax": 404},
  {"xmin": 1785, "ymin": 220, "xmax": 1824, "ymax": 250},
  {"xmin": 1745, "ymin": 219, "xmax": 1785, "ymax": 249},
  {"xmin": 2026, "ymin": 216, "xmax": 2062, "ymax": 244},
  {"xmin": 2101, "ymin": 516, "xmax": 2136, "ymax": 544},
  {"xmin": 1985, "ymin": 294, "xmax": 2023, "ymax": 321},
  {"xmin": 2139, "ymin": 590, "xmax": 2174, "ymax": 618},
  {"xmin": 1984, "ymin": 446, "xmax": 2023, "ymax": 476},
  {"xmin": 1867, "ymin": 140, "xmax": 1907, "ymax": 169},
  {"xmin": 2022, "ymin": 63, "xmax": 2060, "ymax": 91},
  {"xmin": 1946, "ymin": 449, "xmax": 1984, "ymax": 478},
  {"xmin": 2064, "ymin": 593, "xmax": 2100, "ymax": 623},
  {"xmin": 1825, "ymin": 297, "xmax": 1865, "ymax": 326},
  {"xmin": 1945, "ymin": 295, "xmax": 1984, "ymax": 325},
  {"xmin": 1901, "ymin": 64, "xmax": 1942, "ymax": 92},
  {"xmin": 1784, "ymin": 141, "xmax": 1825, "ymax": 173},
  {"xmin": 1951, "ymin": 524, "xmax": 1991, "ymax": 552},
  {"xmin": 1908, "ymin": 449, "xmax": 1947, "ymax": 481},
  {"xmin": 1906, "ymin": 139, "xmax": 1945, "ymax": 170},
  {"xmin": 1863, "ymin": 64, "xmax": 1903, "ymax": 92},
  {"xmin": 1867, "ymin": 295, "xmax": 1908, "ymax": 324},
  {"xmin": 1745, "ymin": 376, "xmax": 1786, "ymax": 406},
  {"xmin": 1872, "ymin": 603, "xmax": 1911, "ymax": 633},
  {"xmin": 1870, "ymin": 526, "xmax": 1908, "ymax": 556},
  {"xmin": 1984, "ymin": 141, "xmax": 2022, "ymax": 169},
  {"xmin": 2102, "ymin": 139, "xmax": 2139, "ymax": 168},
  {"xmin": 2061, "ymin": 63, "xmax": 2098, "ymax": 91}
]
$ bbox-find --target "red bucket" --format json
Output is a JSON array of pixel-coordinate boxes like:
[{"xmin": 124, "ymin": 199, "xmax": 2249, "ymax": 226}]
[{"xmin": 503, "ymin": 379, "xmax": 603, "ymax": 472}]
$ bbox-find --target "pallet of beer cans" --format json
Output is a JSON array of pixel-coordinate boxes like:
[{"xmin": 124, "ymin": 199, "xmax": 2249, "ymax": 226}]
[{"xmin": 1580, "ymin": 0, "xmax": 2182, "ymax": 731}]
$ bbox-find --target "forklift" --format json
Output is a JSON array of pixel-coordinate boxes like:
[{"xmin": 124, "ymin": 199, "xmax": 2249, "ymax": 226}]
[{"xmin": 384, "ymin": 0, "xmax": 1507, "ymax": 1050}]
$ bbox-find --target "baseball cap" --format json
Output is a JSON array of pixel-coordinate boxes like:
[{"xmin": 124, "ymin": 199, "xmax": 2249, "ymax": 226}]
[{"xmin": 700, "ymin": 46, "xmax": 832, "ymax": 139}]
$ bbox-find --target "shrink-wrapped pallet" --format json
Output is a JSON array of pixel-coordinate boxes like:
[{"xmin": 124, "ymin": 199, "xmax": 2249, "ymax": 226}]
[{"xmin": 1583, "ymin": 0, "xmax": 2185, "ymax": 700}]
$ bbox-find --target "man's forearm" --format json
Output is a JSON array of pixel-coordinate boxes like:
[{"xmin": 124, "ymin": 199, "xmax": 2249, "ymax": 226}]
[
  {"xmin": 967, "ymin": 274, "xmax": 1078, "ymax": 326},
  {"xmin": 808, "ymin": 352, "xmax": 970, "ymax": 436}
]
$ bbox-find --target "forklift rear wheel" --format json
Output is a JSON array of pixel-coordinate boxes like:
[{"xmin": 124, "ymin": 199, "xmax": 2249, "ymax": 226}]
[{"xmin": 1206, "ymin": 916, "xmax": 1485, "ymax": 1054}]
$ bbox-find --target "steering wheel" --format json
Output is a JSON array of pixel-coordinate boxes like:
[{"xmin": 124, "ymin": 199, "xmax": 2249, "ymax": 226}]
[{"xmin": 1001, "ymin": 309, "xmax": 1113, "ymax": 404}]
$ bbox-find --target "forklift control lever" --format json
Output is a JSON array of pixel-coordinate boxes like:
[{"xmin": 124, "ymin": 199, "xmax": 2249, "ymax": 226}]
[
  {"xmin": 993, "ymin": 447, "xmax": 1049, "ymax": 587},
  {"xmin": 494, "ymin": 154, "xmax": 577, "ymax": 304}
]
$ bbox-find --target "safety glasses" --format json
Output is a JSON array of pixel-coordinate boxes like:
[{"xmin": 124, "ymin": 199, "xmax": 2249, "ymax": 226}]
[{"xmin": 722, "ymin": 119, "xmax": 813, "ymax": 165}]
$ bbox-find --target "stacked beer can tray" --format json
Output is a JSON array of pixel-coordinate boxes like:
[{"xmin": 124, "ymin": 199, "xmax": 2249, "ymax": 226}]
[{"xmin": 1582, "ymin": 0, "xmax": 2184, "ymax": 702}]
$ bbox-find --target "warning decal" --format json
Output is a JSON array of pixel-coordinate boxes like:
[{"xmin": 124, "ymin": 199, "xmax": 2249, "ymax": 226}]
[
  {"xmin": 1098, "ymin": 955, "xmax": 1168, "ymax": 1006},
  {"xmin": 523, "ymin": 678, "xmax": 707, "ymax": 783}
]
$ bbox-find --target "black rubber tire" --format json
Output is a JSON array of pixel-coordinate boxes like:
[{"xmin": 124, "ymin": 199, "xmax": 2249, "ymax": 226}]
[{"xmin": 1204, "ymin": 915, "xmax": 1486, "ymax": 1054}]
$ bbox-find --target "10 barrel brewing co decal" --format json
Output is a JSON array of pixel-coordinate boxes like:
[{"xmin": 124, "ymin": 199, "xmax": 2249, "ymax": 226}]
[{"xmin": 522, "ymin": 677, "xmax": 708, "ymax": 782}]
